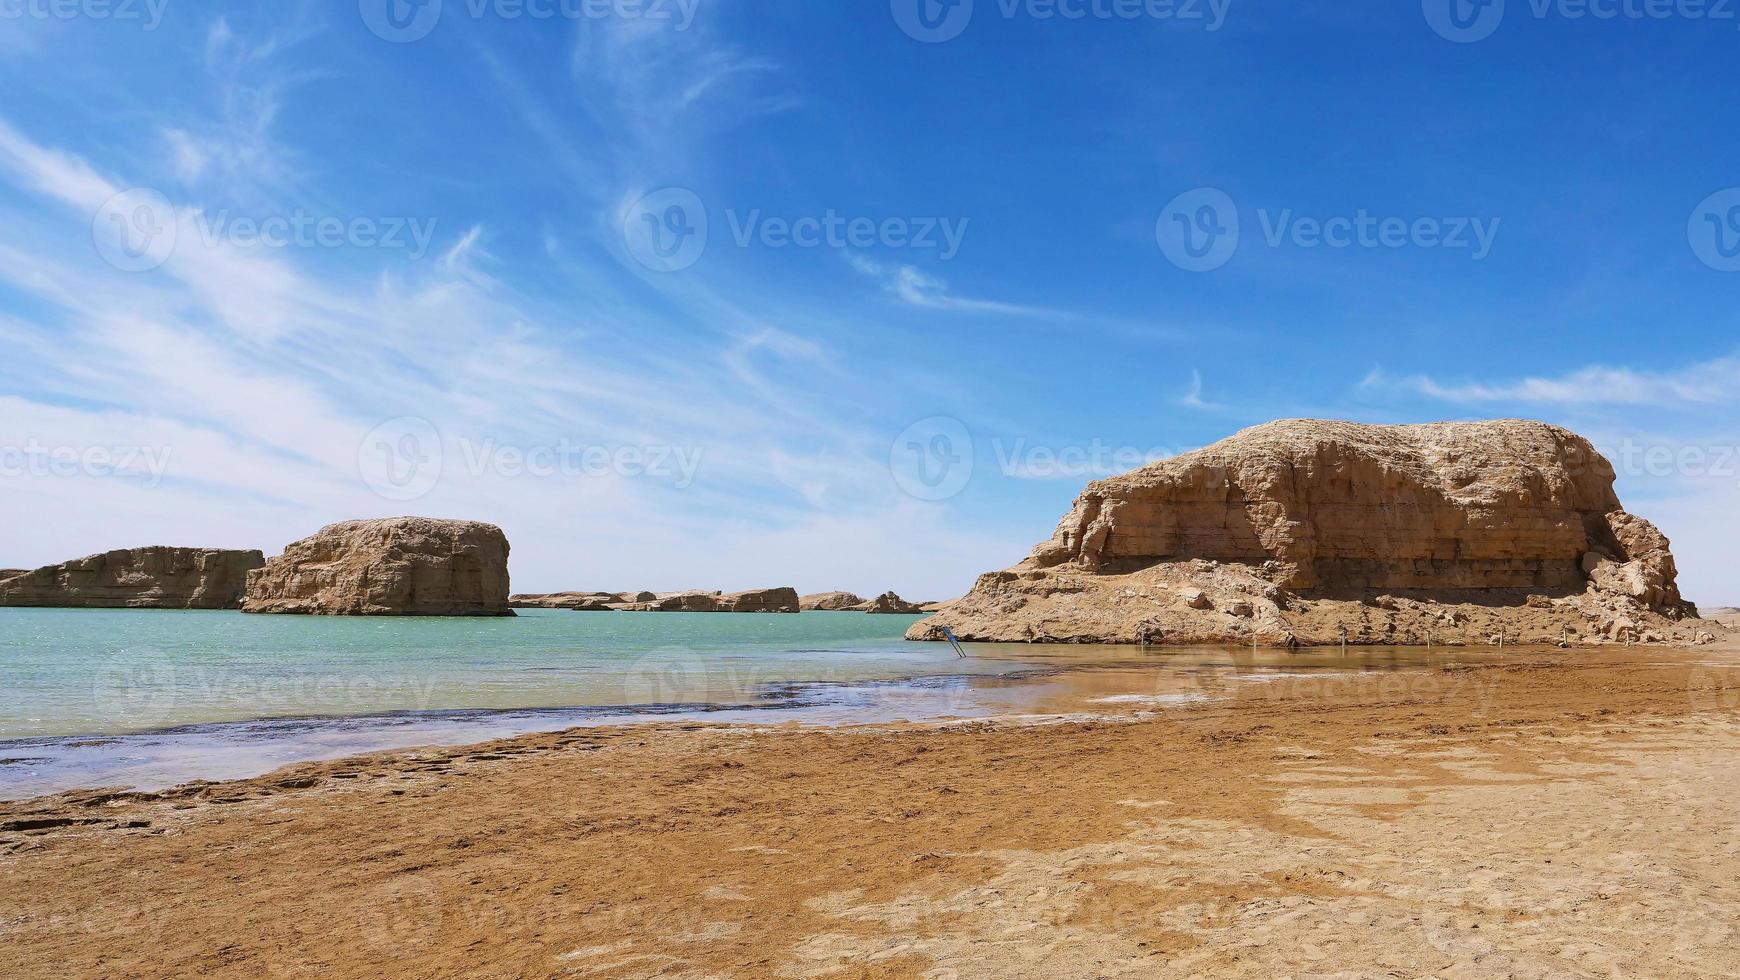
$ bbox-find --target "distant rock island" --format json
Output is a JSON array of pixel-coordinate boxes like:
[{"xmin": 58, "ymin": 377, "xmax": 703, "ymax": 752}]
[
  {"xmin": 800, "ymin": 591, "xmax": 866, "ymax": 611},
  {"xmin": 243, "ymin": 518, "xmax": 513, "ymax": 617},
  {"xmin": 798, "ymin": 591, "xmax": 932, "ymax": 613},
  {"xmin": 506, "ymin": 589, "xmax": 934, "ymax": 614},
  {"xmin": 0, "ymin": 548, "xmax": 263, "ymax": 610},
  {"xmin": 623, "ymin": 588, "xmax": 802, "ymax": 613},
  {"xmin": 911, "ymin": 419, "xmax": 1712, "ymax": 647}
]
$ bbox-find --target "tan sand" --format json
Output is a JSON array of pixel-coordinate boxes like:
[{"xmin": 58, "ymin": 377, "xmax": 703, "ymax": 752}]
[{"xmin": 4, "ymin": 640, "xmax": 1740, "ymax": 978}]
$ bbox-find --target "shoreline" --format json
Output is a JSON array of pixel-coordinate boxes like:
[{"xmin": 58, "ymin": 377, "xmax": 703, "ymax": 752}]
[
  {"xmin": 3, "ymin": 639, "xmax": 1677, "ymax": 803},
  {"xmin": 4, "ymin": 644, "xmax": 1739, "ymax": 977},
  {"xmin": 5, "ymin": 635, "xmax": 1734, "ymax": 803}
]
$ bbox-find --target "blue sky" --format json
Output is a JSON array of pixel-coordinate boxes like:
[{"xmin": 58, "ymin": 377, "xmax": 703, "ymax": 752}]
[{"xmin": 1, "ymin": 1, "xmax": 1736, "ymax": 603}]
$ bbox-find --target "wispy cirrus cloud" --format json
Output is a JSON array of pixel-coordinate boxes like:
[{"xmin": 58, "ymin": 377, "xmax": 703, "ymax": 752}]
[
  {"xmin": 845, "ymin": 253, "xmax": 1056, "ymax": 316},
  {"xmin": 1362, "ymin": 359, "xmax": 1740, "ymax": 408}
]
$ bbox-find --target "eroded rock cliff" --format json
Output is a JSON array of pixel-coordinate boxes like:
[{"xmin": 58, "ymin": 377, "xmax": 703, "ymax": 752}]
[
  {"xmin": 619, "ymin": 588, "xmax": 800, "ymax": 613},
  {"xmin": 911, "ymin": 420, "xmax": 1703, "ymax": 647},
  {"xmin": 243, "ymin": 518, "xmax": 513, "ymax": 617},
  {"xmin": 800, "ymin": 591, "xmax": 866, "ymax": 611},
  {"xmin": 0, "ymin": 548, "xmax": 264, "ymax": 609}
]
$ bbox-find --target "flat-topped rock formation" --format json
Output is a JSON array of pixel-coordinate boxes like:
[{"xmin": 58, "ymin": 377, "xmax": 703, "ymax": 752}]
[
  {"xmin": 617, "ymin": 588, "xmax": 800, "ymax": 613},
  {"xmin": 509, "ymin": 592, "xmax": 659, "ymax": 610},
  {"xmin": 510, "ymin": 592, "xmax": 619, "ymax": 611},
  {"xmin": 912, "ymin": 420, "xmax": 1706, "ymax": 647},
  {"xmin": 243, "ymin": 518, "xmax": 513, "ymax": 617},
  {"xmin": 723, "ymin": 587, "xmax": 801, "ymax": 613},
  {"xmin": 0, "ymin": 548, "xmax": 264, "ymax": 610},
  {"xmin": 800, "ymin": 591, "xmax": 866, "ymax": 611}
]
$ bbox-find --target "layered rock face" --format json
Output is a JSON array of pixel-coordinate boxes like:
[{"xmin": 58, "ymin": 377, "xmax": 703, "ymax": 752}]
[
  {"xmin": 620, "ymin": 588, "xmax": 800, "ymax": 613},
  {"xmin": 510, "ymin": 593, "xmax": 618, "ymax": 611},
  {"xmin": 243, "ymin": 518, "xmax": 513, "ymax": 617},
  {"xmin": 723, "ymin": 587, "xmax": 801, "ymax": 613},
  {"xmin": 0, "ymin": 548, "xmax": 265, "ymax": 610},
  {"xmin": 912, "ymin": 420, "xmax": 1703, "ymax": 647},
  {"xmin": 801, "ymin": 591, "xmax": 866, "ymax": 611}
]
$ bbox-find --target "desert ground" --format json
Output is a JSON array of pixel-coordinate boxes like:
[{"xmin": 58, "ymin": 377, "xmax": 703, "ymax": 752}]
[{"xmin": 5, "ymin": 634, "xmax": 1740, "ymax": 979}]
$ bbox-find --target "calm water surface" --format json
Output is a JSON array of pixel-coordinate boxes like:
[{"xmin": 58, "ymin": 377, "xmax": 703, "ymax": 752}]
[{"xmin": 0, "ymin": 607, "xmax": 1549, "ymax": 799}]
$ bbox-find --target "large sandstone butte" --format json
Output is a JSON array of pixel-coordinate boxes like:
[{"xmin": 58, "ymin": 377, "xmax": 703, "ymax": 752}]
[
  {"xmin": 912, "ymin": 420, "xmax": 1708, "ymax": 648},
  {"xmin": 0, "ymin": 548, "xmax": 264, "ymax": 610},
  {"xmin": 243, "ymin": 518, "xmax": 513, "ymax": 617}
]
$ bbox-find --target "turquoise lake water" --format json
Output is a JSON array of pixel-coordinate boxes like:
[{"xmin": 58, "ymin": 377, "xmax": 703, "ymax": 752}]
[
  {"xmin": 0, "ymin": 608, "xmax": 1050, "ymax": 740},
  {"xmin": 0, "ymin": 607, "xmax": 1560, "ymax": 799}
]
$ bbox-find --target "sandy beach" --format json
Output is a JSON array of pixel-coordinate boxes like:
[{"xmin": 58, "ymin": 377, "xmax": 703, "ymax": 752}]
[{"xmin": 5, "ymin": 639, "xmax": 1740, "ymax": 979}]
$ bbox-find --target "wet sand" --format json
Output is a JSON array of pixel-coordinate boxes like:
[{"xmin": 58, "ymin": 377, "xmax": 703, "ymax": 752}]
[{"xmin": 4, "ymin": 643, "xmax": 1740, "ymax": 978}]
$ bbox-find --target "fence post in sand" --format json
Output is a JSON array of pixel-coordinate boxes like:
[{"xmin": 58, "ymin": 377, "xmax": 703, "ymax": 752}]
[{"xmin": 1340, "ymin": 627, "xmax": 1348, "ymax": 655}]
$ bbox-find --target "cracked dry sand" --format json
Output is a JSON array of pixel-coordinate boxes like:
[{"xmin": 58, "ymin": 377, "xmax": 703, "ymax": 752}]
[{"xmin": 3, "ymin": 649, "xmax": 1740, "ymax": 979}]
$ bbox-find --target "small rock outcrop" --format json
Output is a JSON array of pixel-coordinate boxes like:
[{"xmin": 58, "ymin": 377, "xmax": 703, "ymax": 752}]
[
  {"xmin": 865, "ymin": 592, "xmax": 925, "ymax": 614},
  {"xmin": 801, "ymin": 591, "xmax": 867, "ymax": 611},
  {"xmin": 621, "ymin": 588, "xmax": 800, "ymax": 613},
  {"xmin": 243, "ymin": 518, "xmax": 513, "ymax": 617},
  {"xmin": 0, "ymin": 548, "xmax": 264, "ymax": 610},
  {"xmin": 912, "ymin": 420, "xmax": 1704, "ymax": 647},
  {"xmin": 724, "ymin": 587, "xmax": 801, "ymax": 613},
  {"xmin": 510, "ymin": 593, "xmax": 618, "ymax": 611}
]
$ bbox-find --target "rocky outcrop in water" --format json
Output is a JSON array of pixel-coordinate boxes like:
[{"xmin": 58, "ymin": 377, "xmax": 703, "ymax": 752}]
[
  {"xmin": 864, "ymin": 592, "xmax": 925, "ymax": 614},
  {"xmin": 243, "ymin": 518, "xmax": 513, "ymax": 617},
  {"xmin": 510, "ymin": 593, "xmax": 618, "ymax": 611},
  {"xmin": 911, "ymin": 420, "xmax": 1703, "ymax": 647},
  {"xmin": 0, "ymin": 548, "xmax": 264, "ymax": 610},
  {"xmin": 619, "ymin": 588, "xmax": 800, "ymax": 613},
  {"xmin": 800, "ymin": 591, "xmax": 866, "ymax": 611}
]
